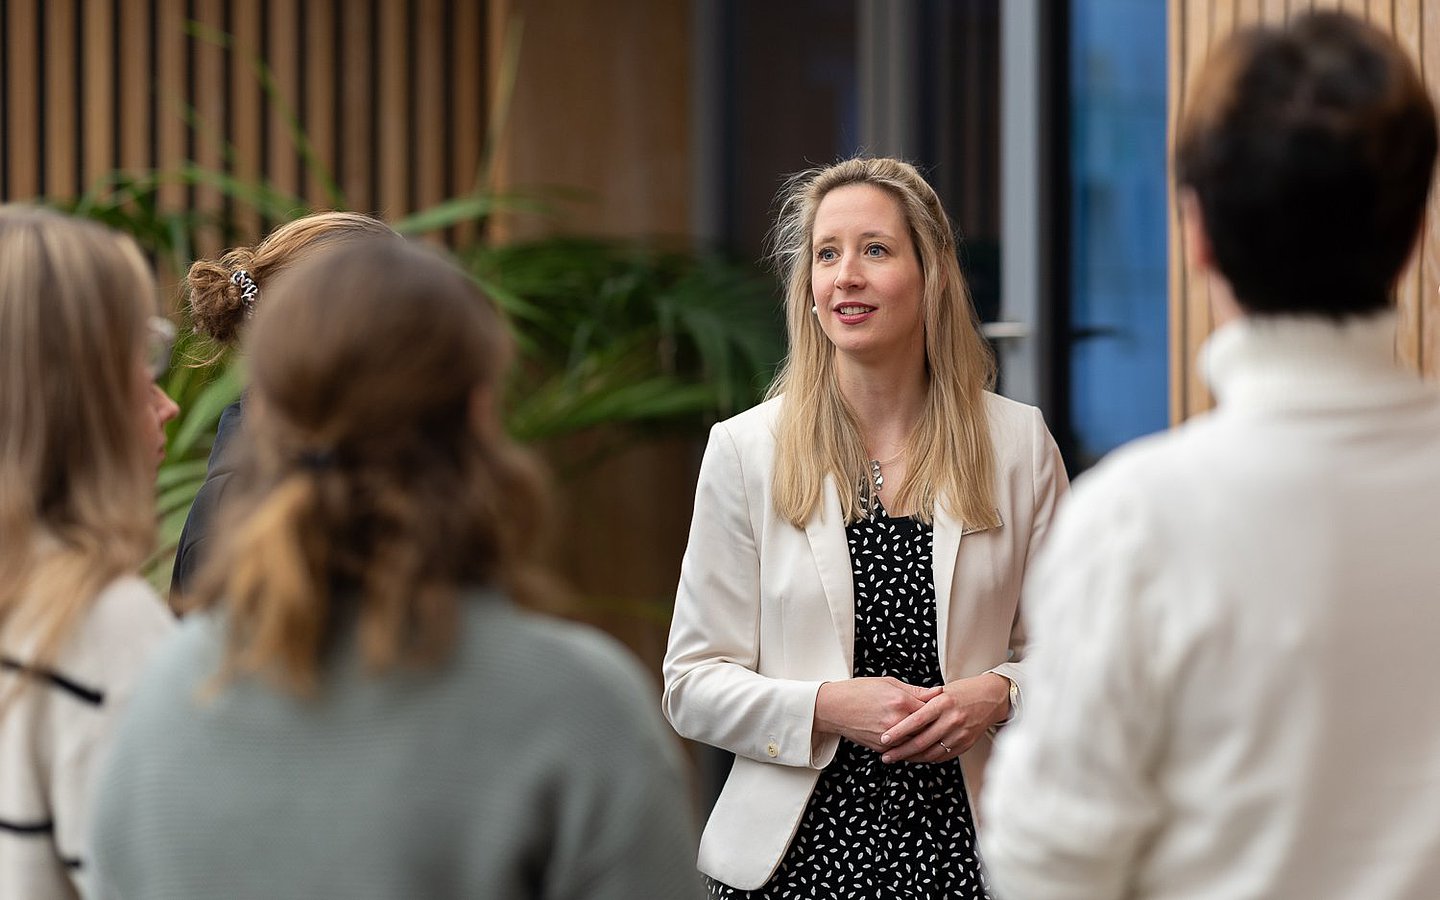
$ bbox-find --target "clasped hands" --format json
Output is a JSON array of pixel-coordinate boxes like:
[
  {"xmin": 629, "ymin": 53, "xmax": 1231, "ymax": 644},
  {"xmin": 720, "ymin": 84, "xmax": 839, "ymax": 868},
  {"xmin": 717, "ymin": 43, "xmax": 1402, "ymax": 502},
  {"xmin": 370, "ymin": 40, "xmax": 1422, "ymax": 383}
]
[{"xmin": 813, "ymin": 673, "xmax": 1011, "ymax": 764}]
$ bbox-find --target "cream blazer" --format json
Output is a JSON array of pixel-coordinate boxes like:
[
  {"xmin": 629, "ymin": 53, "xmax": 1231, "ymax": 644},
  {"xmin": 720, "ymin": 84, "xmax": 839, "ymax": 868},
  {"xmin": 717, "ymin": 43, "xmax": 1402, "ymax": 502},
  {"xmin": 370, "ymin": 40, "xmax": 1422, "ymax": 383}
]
[{"xmin": 662, "ymin": 392, "xmax": 1067, "ymax": 890}]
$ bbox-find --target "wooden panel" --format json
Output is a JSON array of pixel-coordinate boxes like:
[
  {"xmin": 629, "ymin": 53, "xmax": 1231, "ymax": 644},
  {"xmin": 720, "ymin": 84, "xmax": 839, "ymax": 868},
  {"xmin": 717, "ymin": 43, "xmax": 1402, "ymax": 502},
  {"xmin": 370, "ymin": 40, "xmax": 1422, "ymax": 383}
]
[
  {"xmin": 44, "ymin": 0, "xmax": 80, "ymax": 200},
  {"xmin": 1262, "ymin": 0, "xmax": 1289, "ymax": 25},
  {"xmin": 82, "ymin": 0, "xmax": 116, "ymax": 193},
  {"xmin": 6, "ymin": 1, "xmax": 41, "ymax": 200},
  {"xmin": 377, "ymin": 0, "xmax": 408, "ymax": 219},
  {"xmin": 1421, "ymin": 0, "xmax": 1440, "ymax": 373},
  {"xmin": 415, "ymin": 0, "xmax": 447, "ymax": 219},
  {"xmin": 232, "ymin": 0, "xmax": 264, "ymax": 240},
  {"xmin": 303, "ymin": 0, "xmax": 338, "ymax": 208},
  {"xmin": 268, "ymin": 0, "xmax": 303, "ymax": 217},
  {"xmin": 156, "ymin": 0, "xmax": 187, "ymax": 216},
  {"xmin": 1368, "ymin": 0, "xmax": 1394, "ymax": 30},
  {"xmin": 451, "ymin": 0, "xmax": 485, "ymax": 244},
  {"xmin": 1168, "ymin": 0, "xmax": 1189, "ymax": 424},
  {"xmin": 118, "ymin": 0, "xmax": 151, "ymax": 173},
  {"xmin": 1395, "ymin": 0, "xmax": 1424, "ymax": 371},
  {"xmin": 340, "ymin": 0, "xmax": 374, "ymax": 213},
  {"xmin": 492, "ymin": 0, "xmax": 693, "ymax": 239}
]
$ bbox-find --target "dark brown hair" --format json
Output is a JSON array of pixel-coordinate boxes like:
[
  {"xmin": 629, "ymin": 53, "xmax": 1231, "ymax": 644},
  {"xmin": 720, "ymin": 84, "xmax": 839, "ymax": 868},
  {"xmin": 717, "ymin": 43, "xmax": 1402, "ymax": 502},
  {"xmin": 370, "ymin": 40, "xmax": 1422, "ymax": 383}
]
[
  {"xmin": 186, "ymin": 211, "xmax": 397, "ymax": 347},
  {"xmin": 194, "ymin": 238, "xmax": 554, "ymax": 693},
  {"xmin": 1175, "ymin": 12, "xmax": 1437, "ymax": 317}
]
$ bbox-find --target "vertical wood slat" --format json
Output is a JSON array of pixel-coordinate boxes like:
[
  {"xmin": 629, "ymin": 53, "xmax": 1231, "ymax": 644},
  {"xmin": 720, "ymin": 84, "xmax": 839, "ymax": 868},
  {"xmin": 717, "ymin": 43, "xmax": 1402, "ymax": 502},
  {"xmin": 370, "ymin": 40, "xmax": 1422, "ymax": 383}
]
[
  {"xmin": 378, "ymin": 0, "xmax": 409, "ymax": 219},
  {"xmin": 303, "ymin": 0, "xmax": 338, "ymax": 209},
  {"xmin": 452, "ymin": 0, "xmax": 484, "ymax": 244},
  {"xmin": 82, "ymin": 0, "xmax": 115, "ymax": 195},
  {"xmin": 7, "ymin": 1, "xmax": 41, "ymax": 200},
  {"xmin": 231, "ymin": 0, "xmax": 264, "ymax": 240},
  {"xmin": 1177, "ymin": 0, "xmax": 1218, "ymax": 422},
  {"xmin": 341, "ymin": 0, "xmax": 374, "ymax": 214},
  {"xmin": 414, "ymin": 0, "xmax": 446, "ymax": 222},
  {"xmin": 1420, "ymin": 0, "xmax": 1440, "ymax": 374},
  {"xmin": 268, "ymin": 0, "xmax": 303, "ymax": 217},
  {"xmin": 45, "ymin": 0, "xmax": 79, "ymax": 200},
  {"xmin": 1368, "ymin": 0, "xmax": 1394, "ymax": 31},
  {"xmin": 191, "ymin": 0, "xmax": 226, "ymax": 260},
  {"xmin": 156, "ymin": 0, "xmax": 187, "ymax": 231},
  {"xmin": 1167, "ymin": 0, "xmax": 1189, "ymax": 424},
  {"xmin": 118, "ymin": 0, "xmax": 151, "ymax": 173},
  {"xmin": 1262, "ymin": 0, "xmax": 1288, "ymax": 25},
  {"xmin": 1394, "ymin": 0, "xmax": 1423, "ymax": 372}
]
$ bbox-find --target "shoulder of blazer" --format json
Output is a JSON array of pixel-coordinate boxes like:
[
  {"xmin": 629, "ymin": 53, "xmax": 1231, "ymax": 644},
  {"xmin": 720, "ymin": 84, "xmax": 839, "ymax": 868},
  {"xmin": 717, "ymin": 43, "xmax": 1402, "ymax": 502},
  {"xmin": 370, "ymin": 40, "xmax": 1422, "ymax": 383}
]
[
  {"xmin": 714, "ymin": 396, "xmax": 784, "ymax": 453},
  {"xmin": 981, "ymin": 391, "xmax": 1046, "ymax": 457}
]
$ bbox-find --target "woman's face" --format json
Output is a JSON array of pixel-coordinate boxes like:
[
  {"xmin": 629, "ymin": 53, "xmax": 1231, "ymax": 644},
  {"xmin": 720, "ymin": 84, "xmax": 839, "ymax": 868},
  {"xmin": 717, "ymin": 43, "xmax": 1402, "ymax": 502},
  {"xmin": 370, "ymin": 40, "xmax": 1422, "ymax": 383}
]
[
  {"xmin": 809, "ymin": 183, "xmax": 926, "ymax": 368},
  {"xmin": 135, "ymin": 317, "xmax": 179, "ymax": 470}
]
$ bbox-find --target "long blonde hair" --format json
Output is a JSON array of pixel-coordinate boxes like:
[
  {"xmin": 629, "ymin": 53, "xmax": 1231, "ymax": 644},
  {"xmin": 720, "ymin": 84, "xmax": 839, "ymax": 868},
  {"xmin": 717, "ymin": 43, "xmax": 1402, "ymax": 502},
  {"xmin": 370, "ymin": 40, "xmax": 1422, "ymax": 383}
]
[
  {"xmin": 767, "ymin": 157, "xmax": 999, "ymax": 528},
  {"xmin": 0, "ymin": 207, "xmax": 158, "ymax": 703},
  {"xmin": 193, "ymin": 238, "xmax": 555, "ymax": 694}
]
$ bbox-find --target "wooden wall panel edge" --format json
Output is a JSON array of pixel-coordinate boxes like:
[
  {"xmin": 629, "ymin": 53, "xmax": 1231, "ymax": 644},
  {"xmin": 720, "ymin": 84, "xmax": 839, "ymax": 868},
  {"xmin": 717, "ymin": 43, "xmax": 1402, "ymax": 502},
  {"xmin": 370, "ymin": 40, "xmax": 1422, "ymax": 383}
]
[{"xmin": 1169, "ymin": 0, "xmax": 1189, "ymax": 425}]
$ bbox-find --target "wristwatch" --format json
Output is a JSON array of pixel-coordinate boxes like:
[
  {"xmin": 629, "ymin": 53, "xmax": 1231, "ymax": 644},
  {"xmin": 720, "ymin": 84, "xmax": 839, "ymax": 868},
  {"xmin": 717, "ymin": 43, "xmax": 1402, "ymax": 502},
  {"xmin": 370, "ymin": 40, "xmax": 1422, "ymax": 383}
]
[{"xmin": 1003, "ymin": 676, "xmax": 1020, "ymax": 724}]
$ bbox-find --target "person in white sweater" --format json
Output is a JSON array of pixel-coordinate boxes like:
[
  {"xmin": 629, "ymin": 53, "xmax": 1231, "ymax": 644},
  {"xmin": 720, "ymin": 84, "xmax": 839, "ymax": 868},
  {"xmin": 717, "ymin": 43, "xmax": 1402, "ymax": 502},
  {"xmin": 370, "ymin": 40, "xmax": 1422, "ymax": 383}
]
[
  {"xmin": 981, "ymin": 12, "xmax": 1440, "ymax": 899},
  {"xmin": 0, "ymin": 207, "xmax": 179, "ymax": 900},
  {"xmin": 91, "ymin": 237, "xmax": 704, "ymax": 900}
]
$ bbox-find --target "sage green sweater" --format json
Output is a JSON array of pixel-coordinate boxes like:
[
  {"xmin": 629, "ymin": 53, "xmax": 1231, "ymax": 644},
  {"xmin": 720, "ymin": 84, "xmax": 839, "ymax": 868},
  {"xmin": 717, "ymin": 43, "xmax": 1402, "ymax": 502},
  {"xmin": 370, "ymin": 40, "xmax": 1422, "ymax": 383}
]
[{"xmin": 91, "ymin": 592, "xmax": 704, "ymax": 900}]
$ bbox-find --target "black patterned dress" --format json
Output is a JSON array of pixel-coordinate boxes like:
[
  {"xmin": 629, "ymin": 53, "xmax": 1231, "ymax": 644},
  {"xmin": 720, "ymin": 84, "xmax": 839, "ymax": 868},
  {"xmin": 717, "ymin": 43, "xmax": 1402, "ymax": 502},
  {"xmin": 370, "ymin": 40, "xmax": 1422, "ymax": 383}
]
[{"xmin": 708, "ymin": 501, "xmax": 989, "ymax": 899}]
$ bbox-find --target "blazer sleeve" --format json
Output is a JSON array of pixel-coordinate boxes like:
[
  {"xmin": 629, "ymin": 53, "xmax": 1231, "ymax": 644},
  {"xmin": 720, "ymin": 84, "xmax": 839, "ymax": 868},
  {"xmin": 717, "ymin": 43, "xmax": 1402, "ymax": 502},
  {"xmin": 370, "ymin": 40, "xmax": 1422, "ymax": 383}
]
[
  {"xmin": 661, "ymin": 422, "xmax": 829, "ymax": 769},
  {"xmin": 986, "ymin": 405, "xmax": 1068, "ymax": 723}
]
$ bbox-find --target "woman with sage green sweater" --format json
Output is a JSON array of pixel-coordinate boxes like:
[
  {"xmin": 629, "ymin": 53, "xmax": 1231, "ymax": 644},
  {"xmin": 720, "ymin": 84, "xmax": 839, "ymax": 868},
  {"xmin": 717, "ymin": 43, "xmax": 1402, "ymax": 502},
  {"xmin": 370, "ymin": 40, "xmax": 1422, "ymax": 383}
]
[{"xmin": 91, "ymin": 238, "xmax": 704, "ymax": 900}]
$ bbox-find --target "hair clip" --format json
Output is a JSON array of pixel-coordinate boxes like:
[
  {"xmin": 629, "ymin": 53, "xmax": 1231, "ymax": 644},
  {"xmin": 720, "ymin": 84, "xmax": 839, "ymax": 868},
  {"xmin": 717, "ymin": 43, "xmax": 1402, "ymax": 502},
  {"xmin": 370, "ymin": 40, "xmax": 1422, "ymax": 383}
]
[{"xmin": 230, "ymin": 269, "xmax": 260, "ymax": 318}]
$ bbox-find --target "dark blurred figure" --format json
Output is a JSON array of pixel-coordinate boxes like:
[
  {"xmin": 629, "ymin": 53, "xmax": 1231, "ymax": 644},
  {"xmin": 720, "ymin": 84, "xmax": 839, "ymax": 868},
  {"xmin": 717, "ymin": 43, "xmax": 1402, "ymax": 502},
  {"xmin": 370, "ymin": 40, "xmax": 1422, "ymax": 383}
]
[
  {"xmin": 92, "ymin": 240, "xmax": 704, "ymax": 899},
  {"xmin": 171, "ymin": 212, "xmax": 398, "ymax": 607},
  {"xmin": 983, "ymin": 12, "xmax": 1440, "ymax": 899}
]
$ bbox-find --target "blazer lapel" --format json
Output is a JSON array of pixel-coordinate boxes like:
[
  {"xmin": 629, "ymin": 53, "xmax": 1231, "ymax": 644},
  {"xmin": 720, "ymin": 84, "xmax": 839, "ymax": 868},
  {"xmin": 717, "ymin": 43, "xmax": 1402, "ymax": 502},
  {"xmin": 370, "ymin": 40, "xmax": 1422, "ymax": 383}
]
[
  {"xmin": 804, "ymin": 476, "xmax": 856, "ymax": 672},
  {"xmin": 932, "ymin": 507, "xmax": 963, "ymax": 676},
  {"xmin": 932, "ymin": 507, "xmax": 1003, "ymax": 678}
]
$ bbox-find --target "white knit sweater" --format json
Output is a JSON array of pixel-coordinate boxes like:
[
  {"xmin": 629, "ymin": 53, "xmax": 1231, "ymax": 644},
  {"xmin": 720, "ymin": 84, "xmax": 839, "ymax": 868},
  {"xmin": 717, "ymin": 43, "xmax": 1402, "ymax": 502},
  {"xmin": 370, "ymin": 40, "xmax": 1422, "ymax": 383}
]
[{"xmin": 0, "ymin": 575, "xmax": 175, "ymax": 900}]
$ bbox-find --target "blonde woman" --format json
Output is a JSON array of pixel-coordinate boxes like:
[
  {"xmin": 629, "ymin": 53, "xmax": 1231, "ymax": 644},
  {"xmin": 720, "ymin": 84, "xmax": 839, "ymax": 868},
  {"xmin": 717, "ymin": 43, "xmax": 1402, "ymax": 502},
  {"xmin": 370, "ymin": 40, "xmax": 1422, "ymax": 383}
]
[
  {"xmin": 92, "ymin": 239, "xmax": 704, "ymax": 899},
  {"xmin": 662, "ymin": 157, "xmax": 1068, "ymax": 897},
  {"xmin": 171, "ymin": 211, "xmax": 398, "ymax": 603},
  {"xmin": 0, "ymin": 207, "xmax": 179, "ymax": 899}
]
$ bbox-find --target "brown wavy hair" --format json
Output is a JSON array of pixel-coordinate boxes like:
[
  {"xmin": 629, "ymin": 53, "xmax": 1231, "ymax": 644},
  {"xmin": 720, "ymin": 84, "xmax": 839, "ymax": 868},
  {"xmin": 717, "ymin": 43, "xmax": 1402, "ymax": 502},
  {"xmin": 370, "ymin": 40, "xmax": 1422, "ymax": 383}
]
[
  {"xmin": 192, "ymin": 238, "xmax": 555, "ymax": 693},
  {"xmin": 766, "ymin": 157, "xmax": 999, "ymax": 529},
  {"xmin": 0, "ymin": 207, "xmax": 157, "ymax": 710},
  {"xmin": 186, "ymin": 211, "xmax": 397, "ymax": 349}
]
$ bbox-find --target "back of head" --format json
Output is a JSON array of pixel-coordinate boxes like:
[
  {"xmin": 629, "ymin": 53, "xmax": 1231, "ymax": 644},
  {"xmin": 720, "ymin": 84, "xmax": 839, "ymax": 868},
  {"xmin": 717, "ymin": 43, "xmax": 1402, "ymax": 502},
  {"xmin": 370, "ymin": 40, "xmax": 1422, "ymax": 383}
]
[
  {"xmin": 1175, "ymin": 12, "xmax": 1438, "ymax": 317},
  {"xmin": 0, "ymin": 206, "xmax": 157, "ymax": 675},
  {"xmin": 186, "ymin": 211, "xmax": 398, "ymax": 348},
  {"xmin": 201, "ymin": 238, "xmax": 552, "ymax": 692}
]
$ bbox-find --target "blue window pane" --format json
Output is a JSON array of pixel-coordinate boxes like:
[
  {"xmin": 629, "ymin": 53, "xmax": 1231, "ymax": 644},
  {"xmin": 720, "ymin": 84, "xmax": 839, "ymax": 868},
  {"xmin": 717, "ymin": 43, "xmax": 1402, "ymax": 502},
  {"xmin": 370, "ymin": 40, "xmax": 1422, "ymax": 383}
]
[{"xmin": 1069, "ymin": 0, "xmax": 1169, "ymax": 468}]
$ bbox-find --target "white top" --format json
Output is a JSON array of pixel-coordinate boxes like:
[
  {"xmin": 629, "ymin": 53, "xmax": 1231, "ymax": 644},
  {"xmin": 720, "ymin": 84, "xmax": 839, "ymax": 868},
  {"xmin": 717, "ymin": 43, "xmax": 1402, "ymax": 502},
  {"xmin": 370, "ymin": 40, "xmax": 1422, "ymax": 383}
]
[
  {"xmin": 0, "ymin": 575, "xmax": 175, "ymax": 900},
  {"xmin": 981, "ymin": 312, "xmax": 1440, "ymax": 899}
]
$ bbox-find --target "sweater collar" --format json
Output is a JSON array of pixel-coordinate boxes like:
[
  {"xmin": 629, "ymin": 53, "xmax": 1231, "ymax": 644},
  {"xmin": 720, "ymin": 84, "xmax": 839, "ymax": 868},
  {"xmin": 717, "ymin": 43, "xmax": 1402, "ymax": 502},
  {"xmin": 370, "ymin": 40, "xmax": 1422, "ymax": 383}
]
[{"xmin": 1200, "ymin": 310, "xmax": 1425, "ymax": 412}]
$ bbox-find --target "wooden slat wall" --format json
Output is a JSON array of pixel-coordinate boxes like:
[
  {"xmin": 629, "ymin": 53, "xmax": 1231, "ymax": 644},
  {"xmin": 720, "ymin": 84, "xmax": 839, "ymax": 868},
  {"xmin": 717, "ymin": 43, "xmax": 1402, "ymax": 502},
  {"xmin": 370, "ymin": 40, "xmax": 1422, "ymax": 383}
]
[
  {"xmin": 1169, "ymin": 0, "xmax": 1440, "ymax": 422},
  {"xmin": 0, "ymin": 0, "xmax": 487, "ymax": 283}
]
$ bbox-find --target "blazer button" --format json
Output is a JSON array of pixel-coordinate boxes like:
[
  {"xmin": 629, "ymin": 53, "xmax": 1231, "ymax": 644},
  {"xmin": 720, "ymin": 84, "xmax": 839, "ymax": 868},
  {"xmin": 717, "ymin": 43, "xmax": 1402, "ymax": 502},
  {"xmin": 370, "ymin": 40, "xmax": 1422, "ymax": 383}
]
[{"xmin": 766, "ymin": 740, "xmax": 779, "ymax": 758}]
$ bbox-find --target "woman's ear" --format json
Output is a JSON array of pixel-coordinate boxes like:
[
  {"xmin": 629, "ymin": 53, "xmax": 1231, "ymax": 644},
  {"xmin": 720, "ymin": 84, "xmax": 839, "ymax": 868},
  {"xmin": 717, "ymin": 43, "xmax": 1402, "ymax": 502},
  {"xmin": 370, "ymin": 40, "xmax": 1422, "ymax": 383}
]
[
  {"xmin": 1180, "ymin": 187, "xmax": 1245, "ymax": 326},
  {"xmin": 1179, "ymin": 188, "xmax": 1216, "ymax": 273}
]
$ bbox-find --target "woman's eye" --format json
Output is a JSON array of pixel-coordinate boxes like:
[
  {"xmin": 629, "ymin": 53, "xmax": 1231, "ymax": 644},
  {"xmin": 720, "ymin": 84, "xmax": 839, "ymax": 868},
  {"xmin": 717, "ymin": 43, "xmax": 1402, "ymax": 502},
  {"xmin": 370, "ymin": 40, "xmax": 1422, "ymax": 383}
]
[
  {"xmin": 816, "ymin": 248, "xmax": 837, "ymax": 262},
  {"xmin": 865, "ymin": 244, "xmax": 886, "ymax": 257}
]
